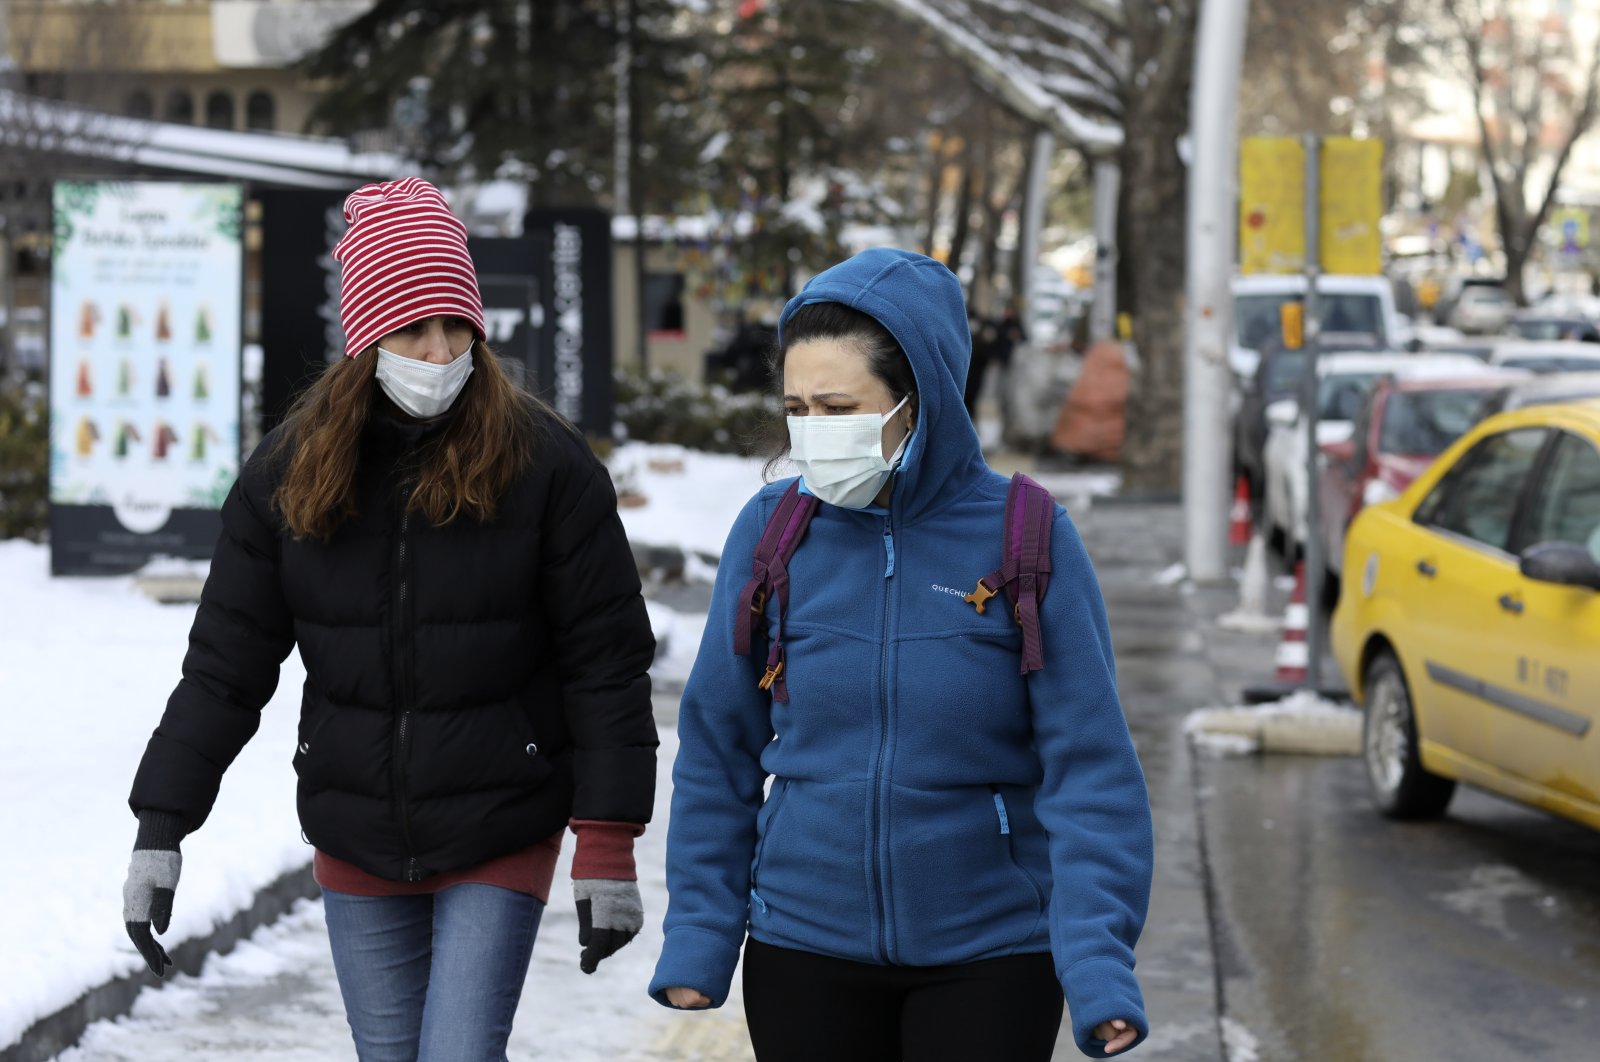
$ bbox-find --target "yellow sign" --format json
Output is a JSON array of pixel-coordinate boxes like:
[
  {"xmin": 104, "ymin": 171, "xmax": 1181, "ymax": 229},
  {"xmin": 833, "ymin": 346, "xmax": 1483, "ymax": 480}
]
[
  {"xmin": 1321, "ymin": 138, "xmax": 1384, "ymax": 275},
  {"xmin": 1239, "ymin": 138, "xmax": 1306, "ymax": 275},
  {"xmin": 1239, "ymin": 137, "xmax": 1385, "ymax": 276}
]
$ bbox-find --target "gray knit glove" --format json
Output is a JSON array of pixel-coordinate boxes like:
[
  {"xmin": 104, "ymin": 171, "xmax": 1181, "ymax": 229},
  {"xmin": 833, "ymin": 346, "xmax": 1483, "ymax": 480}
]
[
  {"xmin": 123, "ymin": 811, "xmax": 185, "ymax": 977},
  {"xmin": 573, "ymin": 879, "xmax": 643, "ymax": 974}
]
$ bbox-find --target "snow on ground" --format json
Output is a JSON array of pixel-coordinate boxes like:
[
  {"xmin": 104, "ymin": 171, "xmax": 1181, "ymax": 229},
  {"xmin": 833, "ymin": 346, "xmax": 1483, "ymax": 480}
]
[
  {"xmin": 0, "ymin": 540, "xmax": 309, "ymax": 1049},
  {"xmin": 644, "ymin": 600, "xmax": 707, "ymax": 689},
  {"xmin": 608, "ymin": 443, "xmax": 775, "ymax": 559},
  {"xmin": 0, "ymin": 538, "xmax": 712, "ymax": 1053},
  {"xmin": 1184, "ymin": 691, "xmax": 1362, "ymax": 758},
  {"xmin": 57, "ymin": 725, "xmax": 758, "ymax": 1062}
]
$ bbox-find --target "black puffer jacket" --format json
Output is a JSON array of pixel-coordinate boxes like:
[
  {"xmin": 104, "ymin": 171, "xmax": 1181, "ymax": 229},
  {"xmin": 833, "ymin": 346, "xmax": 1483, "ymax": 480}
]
[{"xmin": 129, "ymin": 400, "xmax": 657, "ymax": 882}]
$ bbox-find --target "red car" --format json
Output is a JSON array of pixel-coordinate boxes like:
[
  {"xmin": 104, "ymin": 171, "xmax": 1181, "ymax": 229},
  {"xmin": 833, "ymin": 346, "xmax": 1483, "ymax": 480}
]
[{"xmin": 1317, "ymin": 374, "xmax": 1518, "ymax": 584}]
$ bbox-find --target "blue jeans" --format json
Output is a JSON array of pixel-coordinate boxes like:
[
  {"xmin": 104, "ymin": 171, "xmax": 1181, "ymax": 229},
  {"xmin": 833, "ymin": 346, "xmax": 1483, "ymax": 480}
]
[{"xmin": 322, "ymin": 884, "xmax": 545, "ymax": 1062}]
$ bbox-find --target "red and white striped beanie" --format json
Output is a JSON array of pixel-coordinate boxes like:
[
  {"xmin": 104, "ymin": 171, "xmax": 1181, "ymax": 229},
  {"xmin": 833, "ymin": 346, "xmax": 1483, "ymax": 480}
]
[{"xmin": 332, "ymin": 177, "xmax": 486, "ymax": 358}]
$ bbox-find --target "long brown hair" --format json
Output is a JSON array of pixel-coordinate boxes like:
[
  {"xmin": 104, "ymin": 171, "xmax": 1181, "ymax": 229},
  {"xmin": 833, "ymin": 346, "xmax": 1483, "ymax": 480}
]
[{"xmin": 271, "ymin": 342, "xmax": 544, "ymax": 539}]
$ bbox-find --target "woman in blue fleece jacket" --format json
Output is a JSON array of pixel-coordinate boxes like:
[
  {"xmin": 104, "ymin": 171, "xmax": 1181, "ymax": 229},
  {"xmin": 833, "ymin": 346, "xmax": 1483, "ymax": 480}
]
[{"xmin": 650, "ymin": 249, "xmax": 1154, "ymax": 1059}]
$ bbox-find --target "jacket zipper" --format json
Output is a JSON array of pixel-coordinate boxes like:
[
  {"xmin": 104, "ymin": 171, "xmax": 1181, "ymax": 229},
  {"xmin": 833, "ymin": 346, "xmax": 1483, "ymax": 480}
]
[
  {"xmin": 871, "ymin": 514, "xmax": 895, "ymax": 962},
  {"xmin": 392, "ymin": 476, "xmax": 422, "ymax": 881},
  {"xmin": 749, "ymin": 777, "xmax": 791, "ymax": 915}
]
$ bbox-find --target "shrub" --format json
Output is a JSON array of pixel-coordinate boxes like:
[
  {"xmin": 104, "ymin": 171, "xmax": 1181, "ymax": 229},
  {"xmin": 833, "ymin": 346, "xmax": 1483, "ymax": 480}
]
[
  {"xmin": 614, "ymin": 368, "xmax": 778, "ymax": 456},
  {"xmin": 0, "ymin": 383, "xmax": 48, "ymax": 541}
]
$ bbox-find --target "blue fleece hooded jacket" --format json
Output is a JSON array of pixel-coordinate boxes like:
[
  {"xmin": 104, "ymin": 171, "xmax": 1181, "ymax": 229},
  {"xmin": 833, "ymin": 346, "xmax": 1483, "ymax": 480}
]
[{"xmin": 649, "ymin": 249, "xmax": 1154, "ymax": 1057}]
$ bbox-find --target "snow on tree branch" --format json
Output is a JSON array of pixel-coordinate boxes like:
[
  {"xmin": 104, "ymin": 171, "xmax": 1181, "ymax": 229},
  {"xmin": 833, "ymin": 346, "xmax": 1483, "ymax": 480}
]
[{"xmin": 859, "ymin": 0, "xmax": 1125, "ymax": 149}]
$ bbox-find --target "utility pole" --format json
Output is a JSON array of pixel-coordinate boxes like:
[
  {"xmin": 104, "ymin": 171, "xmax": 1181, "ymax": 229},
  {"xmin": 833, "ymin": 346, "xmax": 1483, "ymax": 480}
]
[
  {"xmin": 1090, "ymin": 157, "xmax": 1119, "ymax": 342},
  {"xmin": 1183, "ymin": 0, "xmax": 1250, "ymax": 583},
  {"xmin": 1017, "ymin": 130, "xmax": 1055, "ymax": 312},
  {"xmin": 614, "ymin": 0, "xmax": 647, "ymax": 370},
  {"xmin": 1301, "ymin": 133, "xmax": 1326, "ymax": 690}
]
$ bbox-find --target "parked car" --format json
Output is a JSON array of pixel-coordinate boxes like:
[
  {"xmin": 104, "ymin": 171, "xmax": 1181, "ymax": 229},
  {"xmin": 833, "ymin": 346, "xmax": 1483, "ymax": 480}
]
[
  {"xmin": 1433, "ymin": 275, "xmax": 1507, "ymax": 328},
  {"xmin": 1489, "ymin": 340, "xmax": 1600, "ymax": 374},
  {"xmin": 1449, "ymin": 284, "xmax": 1517, "ymax": 335},
  {"xmin": 1411, "ymin": 323, "xmax": 1496, "ymax": 361},
  {"xmin": 1262, "ymin": 352, "xmax": 1417, "ymax": 556},
  {"xmin": 1230, "ymin": 274, "xmax": 1409, "ymax": 380},
  {"xmin": 1331, "ymin": 400, "xmax": 1600, "ymax": 830},
  {"xmin": 1478, "ymin": 371, "xmax": 1600, "ymax": 417},
  {"xmin": 1317, "ymin": 368, "xmax": 1526, "ymax": 583},
  {"xmin": 1509, "ymin": 310, "xmax": 1600, "ymax": 343},
  {"xmin": 1232, "ymin": 331, "xmax": 1382, "ymax": 506}
]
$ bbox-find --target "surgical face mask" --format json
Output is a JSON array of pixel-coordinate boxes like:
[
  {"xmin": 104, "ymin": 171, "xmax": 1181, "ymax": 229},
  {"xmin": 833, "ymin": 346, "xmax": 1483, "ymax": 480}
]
[
  {"xmin": 788, "ymin": 395, "xmax": 912, "ymax": 509},
  {"xmin": 375, "ymin": 344, "xmax": 475, "ymax": 419}
]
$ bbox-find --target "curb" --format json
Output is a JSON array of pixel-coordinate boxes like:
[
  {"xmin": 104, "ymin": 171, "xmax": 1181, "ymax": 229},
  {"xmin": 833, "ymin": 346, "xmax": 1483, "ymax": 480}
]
[{"xmin": 2, "ymin": 864, "xmax": 318, "ymax": 1062}]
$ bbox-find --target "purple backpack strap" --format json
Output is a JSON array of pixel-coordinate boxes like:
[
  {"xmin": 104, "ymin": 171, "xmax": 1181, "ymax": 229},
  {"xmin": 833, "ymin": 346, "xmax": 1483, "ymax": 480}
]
[
  {"xmin": 733, "ymin": 481, "xmax": 819, "ymax": 702},
  {"xmin": 963, "ymin": 472, "xmax": 1055, "ymax": 674}
]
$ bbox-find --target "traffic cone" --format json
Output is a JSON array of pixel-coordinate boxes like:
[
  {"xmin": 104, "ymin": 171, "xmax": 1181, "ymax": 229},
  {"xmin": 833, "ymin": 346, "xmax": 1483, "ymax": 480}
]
[
  {"xmin": 1218, "ymin": 531, "xmax": 1279, "ymax": 632},
  {"xmin": 1273, "ymin": 561, "xmax": 1309, "ymax": 685},
  {"xmin": 1229, "ymin": 475, "xmax": 1252, "ymax": 547}
]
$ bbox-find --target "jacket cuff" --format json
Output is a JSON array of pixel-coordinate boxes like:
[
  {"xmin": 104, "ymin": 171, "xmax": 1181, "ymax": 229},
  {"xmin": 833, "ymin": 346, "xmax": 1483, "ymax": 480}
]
[
  {"xmin": 648, "ymin": 927, "xmax": 742, "ymax": 1009},
  {"xmin": 1061, "ymin": 956, "xmax": 1148, "ymax": 1057},
  {"xmin": 569, "ymin": 819, "xmax": 644, "ymax": 880},
  {"xmin": 134, "ymin": 809, "xmax": 188, "ymax": 852}
]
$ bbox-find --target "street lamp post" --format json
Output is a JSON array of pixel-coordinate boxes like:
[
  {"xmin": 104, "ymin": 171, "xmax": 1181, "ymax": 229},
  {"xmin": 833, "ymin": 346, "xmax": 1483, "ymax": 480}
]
[{"xmin": 1184, "ymin": 0, "xmax": 1251, "ymax": 583}]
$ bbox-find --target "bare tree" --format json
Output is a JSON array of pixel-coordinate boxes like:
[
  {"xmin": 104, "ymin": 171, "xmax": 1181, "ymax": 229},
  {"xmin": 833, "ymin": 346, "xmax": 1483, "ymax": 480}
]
[
  {"xmin": 1443, "ymin": 0, "xmax": 1600, "ymax": 304},
  {"xmin": 853, "ymin": 0, "xmax": 1197, "ymax": 490}
]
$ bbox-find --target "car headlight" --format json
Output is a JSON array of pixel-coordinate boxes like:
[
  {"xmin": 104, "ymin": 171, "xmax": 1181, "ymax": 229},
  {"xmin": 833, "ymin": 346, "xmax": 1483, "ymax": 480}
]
[{"xmin": 1363, "ymin": 478, "xmax": 1400, "ymax": 506}]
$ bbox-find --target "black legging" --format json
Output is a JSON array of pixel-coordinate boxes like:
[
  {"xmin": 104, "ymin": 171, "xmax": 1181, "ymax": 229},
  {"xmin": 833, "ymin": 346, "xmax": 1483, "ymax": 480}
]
[{"xmin": 741, "ymin": 936, "xmax": 1065, "ymax": 1062}]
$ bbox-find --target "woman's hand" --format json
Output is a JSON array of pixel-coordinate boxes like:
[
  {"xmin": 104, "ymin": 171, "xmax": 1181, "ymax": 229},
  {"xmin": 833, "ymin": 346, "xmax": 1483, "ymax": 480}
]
[
  {"xmin": 665, "ymin": 986, "xmax": 711, "ymax": 1009},
  {"xmin": 1095, "ymin": 1019, "xmax": 1138, "ymax": 1055}
]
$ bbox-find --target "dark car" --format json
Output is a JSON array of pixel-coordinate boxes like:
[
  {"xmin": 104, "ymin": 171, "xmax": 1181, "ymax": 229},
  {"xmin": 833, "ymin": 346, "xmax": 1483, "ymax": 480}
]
[{"xmin": 1233, "ymin": 331, "xmax": 1381, "ymax": 505}]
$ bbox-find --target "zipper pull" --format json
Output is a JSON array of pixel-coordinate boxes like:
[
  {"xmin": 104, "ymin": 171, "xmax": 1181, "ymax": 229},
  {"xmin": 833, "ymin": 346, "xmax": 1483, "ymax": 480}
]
[
  {"xmin": 749, "ymin": 889, "xmax": 768, "ymax": 914},
  {"xmin": 992, "ymin": 791, "xmax": 1011, "ymax": 835},
  {"xmin": 883, "ymin": 523, "xmax": 895, "ymax": 578}
]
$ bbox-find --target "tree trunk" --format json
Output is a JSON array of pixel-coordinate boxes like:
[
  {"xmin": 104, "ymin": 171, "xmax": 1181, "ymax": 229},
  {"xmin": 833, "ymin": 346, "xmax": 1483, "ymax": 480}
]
[
  {"xmin": 947, "ymin": 158, "xmax": 976, "ymax": 276},
  {"xmin": 1119, "ymin": 60, "xmax": 1193, "ymax": 492}
]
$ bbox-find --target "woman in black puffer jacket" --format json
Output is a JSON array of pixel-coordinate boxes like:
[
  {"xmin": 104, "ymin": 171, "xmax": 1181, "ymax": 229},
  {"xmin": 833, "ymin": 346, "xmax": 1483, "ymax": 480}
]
[{"xmin": 121, "ymin": 178, "xmax": 657, "ymax": 1062}]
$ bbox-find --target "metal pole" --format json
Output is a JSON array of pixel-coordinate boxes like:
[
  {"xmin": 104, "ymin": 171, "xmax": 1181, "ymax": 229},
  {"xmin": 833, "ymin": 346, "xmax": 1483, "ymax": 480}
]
[
  {"xmin": 1018, "ymin": 130, "xmax": 1055, "ymax": 314},
  {"xmin": 1183, "ymin": 0, "xmax": 1250, "ymax": 583},
  {"xmin": 1090, "ymin": 158, "xmax": 1119, "ymax": 342},
  {"xmin": 1301, "ymin": 133, "xmax": 1325, "ymax": 689}
]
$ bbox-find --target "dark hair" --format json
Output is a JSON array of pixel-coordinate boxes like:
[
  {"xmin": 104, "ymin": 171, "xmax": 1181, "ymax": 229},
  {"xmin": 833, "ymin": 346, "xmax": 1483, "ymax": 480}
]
[{"xmin": 763, "ymin": 302, "xmax": 918, "ymax": 477}]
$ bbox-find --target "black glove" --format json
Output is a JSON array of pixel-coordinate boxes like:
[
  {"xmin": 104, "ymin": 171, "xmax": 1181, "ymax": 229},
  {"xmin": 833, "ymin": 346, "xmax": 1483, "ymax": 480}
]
[
  {"xmin": 123, "ymin": 810, "xmax": 185, "ymax": 977},
  {"xmin": 573, "ymin": 878, "xmax": 643, "ymax": 974}
]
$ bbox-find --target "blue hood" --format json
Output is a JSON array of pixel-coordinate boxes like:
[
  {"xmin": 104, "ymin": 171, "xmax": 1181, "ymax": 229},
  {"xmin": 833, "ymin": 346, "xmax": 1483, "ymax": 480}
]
[{"xmin": 779, "ymin": 248, "xmax": 985, "ymax": 523}]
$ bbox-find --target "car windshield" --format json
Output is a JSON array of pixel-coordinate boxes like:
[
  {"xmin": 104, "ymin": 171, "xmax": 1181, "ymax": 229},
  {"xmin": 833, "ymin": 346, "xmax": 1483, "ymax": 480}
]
[
  {"xmin": 1317, "ymin": 372, "xmax": 1383, "ymax": 420},
  {"xmin": 1512, "ymin": 319, "xmax": 1589, "ymax": 341},
  {"xmin": 1263, "ymin": 350, "xmax": 1308, "ymax": 398},
  {"xmin": 1235, "ymin": 293, "xmax": 1385, "ymax": 351},
  {"xmin": 1379, "ymin": 389, "xmax": 1493, "ymax": 455}
]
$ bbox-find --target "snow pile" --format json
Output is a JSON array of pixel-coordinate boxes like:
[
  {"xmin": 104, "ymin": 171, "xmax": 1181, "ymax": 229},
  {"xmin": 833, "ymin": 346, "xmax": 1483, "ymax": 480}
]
[
  {"xmin": 609, "ymin": 442, "xmax": 776, "ymax": 559},
  {"xmin": 0, "ymin": 539, "xmax": 310, "ymax": 1049},
  {"xmin": 646, "ymin": 600, "xmax": 708, "ymax": 690},
  {"xmin": 1184, "ymin": 691, "xmax": 1362, "ymax": 758}
]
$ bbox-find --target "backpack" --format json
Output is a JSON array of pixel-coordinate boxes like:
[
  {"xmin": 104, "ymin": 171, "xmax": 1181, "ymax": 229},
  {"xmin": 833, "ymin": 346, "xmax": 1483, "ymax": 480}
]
[{"xmin": 732, "ymin": 473, "xmax": 1055, "ymax": 702}]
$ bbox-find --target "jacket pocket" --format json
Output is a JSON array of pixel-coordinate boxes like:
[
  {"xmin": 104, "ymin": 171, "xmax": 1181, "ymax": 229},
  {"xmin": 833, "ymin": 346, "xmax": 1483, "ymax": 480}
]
[
  {"xmin": 991, "ymin": 786, "xmax": 1047, "ymax": 912},
  {"xmin": 751, "ymin": 777, "xmax": 792, "ymax": 896},
  {"xmin": 887, "ymin": 783, "xmax": 1049, "ymax": 965}
]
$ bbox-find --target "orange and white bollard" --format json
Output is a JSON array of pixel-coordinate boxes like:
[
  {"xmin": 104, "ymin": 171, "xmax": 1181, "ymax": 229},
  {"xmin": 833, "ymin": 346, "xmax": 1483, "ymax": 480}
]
[{"xmin": 1273, "ymin": 561, "xmax": 1309, "ymax": 685}]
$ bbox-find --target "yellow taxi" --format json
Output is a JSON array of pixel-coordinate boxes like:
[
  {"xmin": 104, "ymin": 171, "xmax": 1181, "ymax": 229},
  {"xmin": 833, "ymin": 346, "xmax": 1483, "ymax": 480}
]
[{"xmin": 1332, "ymin": 400, "xmax": 1600, "ymax": 829}]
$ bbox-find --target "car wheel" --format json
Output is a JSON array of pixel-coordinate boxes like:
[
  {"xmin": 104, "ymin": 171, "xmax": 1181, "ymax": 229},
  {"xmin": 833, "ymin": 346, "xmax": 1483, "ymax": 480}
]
[{"xmin": 1362, "ymin": 651, "xmax": 1455, "ymax": 819}]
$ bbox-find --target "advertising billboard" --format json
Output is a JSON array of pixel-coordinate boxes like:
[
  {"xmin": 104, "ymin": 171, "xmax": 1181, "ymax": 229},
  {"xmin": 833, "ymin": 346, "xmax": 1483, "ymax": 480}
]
[{"xmin": 48, "ymin": 181, "xmax": 243, "ymax": 575}]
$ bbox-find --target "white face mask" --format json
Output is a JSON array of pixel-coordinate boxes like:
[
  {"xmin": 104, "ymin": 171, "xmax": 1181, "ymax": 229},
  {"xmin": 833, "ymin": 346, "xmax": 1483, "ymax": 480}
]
[
  {"xmin": 788, "ymin": 395, "xmax": 912, "ymax": 509},
  {"xmin": 375, "ymin": 344, "xmax": 475, "ymax": 419}
]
